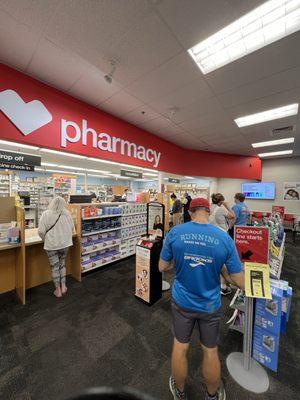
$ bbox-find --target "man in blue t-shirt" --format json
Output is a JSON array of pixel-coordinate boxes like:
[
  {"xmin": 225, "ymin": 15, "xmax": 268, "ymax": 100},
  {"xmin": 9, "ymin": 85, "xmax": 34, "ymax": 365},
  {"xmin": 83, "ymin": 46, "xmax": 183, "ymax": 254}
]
[
  {"xmin": 159, "ymin": 198, "xmax": 244, "ymax": 400},
  {"xmin": 232, "ymin": 192, "xmax": 249, "ymax": 226}
]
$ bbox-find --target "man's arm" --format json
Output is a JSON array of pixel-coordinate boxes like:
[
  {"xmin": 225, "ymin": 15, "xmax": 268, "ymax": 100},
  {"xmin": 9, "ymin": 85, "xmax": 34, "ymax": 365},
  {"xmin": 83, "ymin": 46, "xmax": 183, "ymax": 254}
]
[
  {"xmin": 223, "ymin": 202, "xmax": 235, "ymax": 222},
  {"xmin": 221, "ymin": 266, "xmax": 245, "ymax": 290},
  {"xmin": 159, "ymin": 258, "xmax": 174, "ymax": 272},
  {"xmin": 229, "ymin": 271, "xmax": 245, "ymax": 290}
]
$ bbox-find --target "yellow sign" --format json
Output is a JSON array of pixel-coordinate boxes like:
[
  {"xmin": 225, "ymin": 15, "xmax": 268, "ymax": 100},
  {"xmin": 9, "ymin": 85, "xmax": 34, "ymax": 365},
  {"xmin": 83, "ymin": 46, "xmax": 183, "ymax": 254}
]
[
  {"xmin": 271, "ymin": 242, "xmax": 280, "ymax": 258},
  {"xmin": 245, "ymin": 262, "xmax": 272, "ymax": 299}
]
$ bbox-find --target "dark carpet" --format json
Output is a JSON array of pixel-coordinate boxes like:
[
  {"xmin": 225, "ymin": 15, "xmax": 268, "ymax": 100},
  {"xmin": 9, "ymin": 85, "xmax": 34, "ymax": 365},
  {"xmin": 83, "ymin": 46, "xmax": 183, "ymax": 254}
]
[{"xmin": 0, "ymin": 233, "xmax": 299, "ymax": 400}]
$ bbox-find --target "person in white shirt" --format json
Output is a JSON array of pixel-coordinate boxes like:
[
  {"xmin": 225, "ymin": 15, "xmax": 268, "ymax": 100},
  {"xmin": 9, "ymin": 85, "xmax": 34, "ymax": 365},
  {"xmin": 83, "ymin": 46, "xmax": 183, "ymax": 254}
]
[
  {"xmin": 209, "ymin": 193, "xmax": 235, "ymax": 296},
  {"xmin": 38, "ymin": 196, "xmax": 74, "ymax": 298}
]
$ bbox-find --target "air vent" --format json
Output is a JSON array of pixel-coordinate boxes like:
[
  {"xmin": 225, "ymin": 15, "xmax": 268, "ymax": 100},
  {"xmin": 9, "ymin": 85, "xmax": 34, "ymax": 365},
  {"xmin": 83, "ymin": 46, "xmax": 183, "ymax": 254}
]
[{"xmin": 272, "ymin": 125, "xmax": 295, "ymax": 135}]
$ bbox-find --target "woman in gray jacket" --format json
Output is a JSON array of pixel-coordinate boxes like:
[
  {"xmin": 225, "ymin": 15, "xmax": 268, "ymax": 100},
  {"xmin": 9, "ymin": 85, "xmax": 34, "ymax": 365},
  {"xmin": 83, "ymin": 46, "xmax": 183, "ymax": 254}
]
[{"xmin": 38, "ymin": 196, "xmax": 74, "ymax": 298}]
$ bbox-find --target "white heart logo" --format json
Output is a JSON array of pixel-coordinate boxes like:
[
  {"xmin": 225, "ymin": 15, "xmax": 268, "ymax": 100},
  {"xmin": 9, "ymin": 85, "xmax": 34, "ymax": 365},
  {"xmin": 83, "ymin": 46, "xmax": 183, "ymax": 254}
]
[{"xmin": 0, "ymin": 89, "xmax": 52, "ymax": 135}]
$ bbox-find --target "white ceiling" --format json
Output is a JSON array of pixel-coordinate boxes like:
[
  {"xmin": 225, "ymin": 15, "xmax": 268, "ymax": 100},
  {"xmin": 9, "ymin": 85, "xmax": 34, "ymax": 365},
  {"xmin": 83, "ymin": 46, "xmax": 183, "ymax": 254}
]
[{"xmin": 0, "ymin": 0, "xmax": 299, "ymax": 158}]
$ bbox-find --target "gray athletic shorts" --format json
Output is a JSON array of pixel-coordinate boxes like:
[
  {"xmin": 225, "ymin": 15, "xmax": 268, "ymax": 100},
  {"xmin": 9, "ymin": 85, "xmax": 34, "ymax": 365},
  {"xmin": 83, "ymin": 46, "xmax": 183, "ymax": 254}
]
[{"xmin": 171, "ymin": 299, "xmax": 222, "ymax": 348}]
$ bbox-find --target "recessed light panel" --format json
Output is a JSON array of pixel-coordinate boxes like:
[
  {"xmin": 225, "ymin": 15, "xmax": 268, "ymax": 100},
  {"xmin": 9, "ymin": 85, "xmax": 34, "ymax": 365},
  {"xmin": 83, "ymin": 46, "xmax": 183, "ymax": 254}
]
[
  {"xmin": 40, "ymin": 148, "xmax": 86, "ymax": 159},
  {"xmin": 258, "ymin": 149, "xmax": 293, "ymax": 157},
  {"xmin": 0, "ymin": 140, "xmax": 40, "ymax": 150},
  {"xmin": 252, "ymin": 137, "xmax": 295, "ymax": 148},
  {"xmin": 235, "ymin": 104, "xmax": 298, "ymax": 127},
  {"xmin": 188, "ymin": 0, "xmax": 300, "ymax": 74}
]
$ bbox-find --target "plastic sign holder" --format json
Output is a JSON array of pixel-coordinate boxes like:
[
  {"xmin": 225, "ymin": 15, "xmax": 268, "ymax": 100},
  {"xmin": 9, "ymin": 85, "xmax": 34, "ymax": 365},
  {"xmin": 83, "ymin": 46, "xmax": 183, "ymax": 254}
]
[{"xmin": 227, "ymin": 226, "xmax": 270, "ymax": 393}]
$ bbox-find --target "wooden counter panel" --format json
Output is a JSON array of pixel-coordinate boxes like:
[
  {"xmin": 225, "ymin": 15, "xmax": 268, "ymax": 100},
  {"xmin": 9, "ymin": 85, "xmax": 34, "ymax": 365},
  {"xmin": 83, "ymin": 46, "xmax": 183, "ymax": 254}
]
[
  {"xmin": 25, "ymin": 243, "xmax": 73, "ymax": 289},
  {"xmin": 0, "ymin": 248, "xmax": 16, "ymax": 294}
]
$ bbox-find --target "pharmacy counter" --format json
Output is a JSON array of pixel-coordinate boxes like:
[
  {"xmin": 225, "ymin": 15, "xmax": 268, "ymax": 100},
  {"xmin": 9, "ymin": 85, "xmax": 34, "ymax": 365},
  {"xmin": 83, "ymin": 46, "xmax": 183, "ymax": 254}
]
[{"xmin": 25, "ymin": 229, "xmax": 80, "ymax": 290}]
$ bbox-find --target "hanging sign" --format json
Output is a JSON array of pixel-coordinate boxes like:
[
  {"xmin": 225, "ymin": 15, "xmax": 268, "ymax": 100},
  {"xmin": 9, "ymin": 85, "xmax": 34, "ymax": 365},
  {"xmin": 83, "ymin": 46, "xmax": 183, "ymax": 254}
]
[
  {"xmin": 234, "ymin": 226, "xmax": 269, "ymax": 264},
  {"xmin": 120, "ymin": 169, "xmax": 142, "ymax": 179},
  {"xmin": 0, "ymin": 149, "xmax": 41, "ymax": 166},
  {"xmin": 0, "ymin": 162, "xmax": 34, "ymax": 171},
  {"xmin": 168, "ymin": 178, "xmax": 180, "ymax": 183}
]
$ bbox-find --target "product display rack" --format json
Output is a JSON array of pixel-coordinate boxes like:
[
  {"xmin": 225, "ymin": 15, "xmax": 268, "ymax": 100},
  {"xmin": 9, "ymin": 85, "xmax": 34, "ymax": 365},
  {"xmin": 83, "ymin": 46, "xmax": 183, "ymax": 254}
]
[
  {"xmin": 68, "ymin": 202, "xmax": 147, "ymax": 278},
  {"xmin": 0, "ymin": 173, "xmax": 10, "ymax": 197}
]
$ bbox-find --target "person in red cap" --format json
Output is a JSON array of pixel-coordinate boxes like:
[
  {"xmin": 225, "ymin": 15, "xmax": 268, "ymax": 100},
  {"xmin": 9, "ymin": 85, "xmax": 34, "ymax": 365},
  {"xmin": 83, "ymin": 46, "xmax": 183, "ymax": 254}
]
[{"xmin": 159, "ymin": 198, "xmax": 244, "ymax": 400}]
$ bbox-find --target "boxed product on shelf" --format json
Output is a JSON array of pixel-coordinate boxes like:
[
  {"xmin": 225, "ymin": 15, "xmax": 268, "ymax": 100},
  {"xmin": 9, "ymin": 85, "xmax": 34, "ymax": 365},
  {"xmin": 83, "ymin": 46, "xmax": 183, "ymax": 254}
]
[
  {"xmin": 0, "ymin": 222, "xmax": 11, "ymax": 243},
  {"xmin": 82, "ymin": 216, "xmax": 121, "ymax": 234}
]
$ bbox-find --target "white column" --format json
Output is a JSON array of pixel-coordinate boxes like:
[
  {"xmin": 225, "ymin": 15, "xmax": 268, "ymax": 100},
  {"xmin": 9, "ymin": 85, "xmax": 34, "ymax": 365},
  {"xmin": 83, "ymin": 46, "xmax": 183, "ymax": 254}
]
[{"xmin": 158, "ymin": 171, "xmax": 163, "ymax": 193}]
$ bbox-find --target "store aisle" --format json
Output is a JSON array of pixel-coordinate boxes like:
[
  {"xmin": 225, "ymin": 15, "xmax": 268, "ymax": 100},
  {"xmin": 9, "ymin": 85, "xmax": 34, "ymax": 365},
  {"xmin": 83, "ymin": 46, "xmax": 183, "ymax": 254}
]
[{"xmin": 0, "ymin": 234, "xmax": 299, "ymax": 400}]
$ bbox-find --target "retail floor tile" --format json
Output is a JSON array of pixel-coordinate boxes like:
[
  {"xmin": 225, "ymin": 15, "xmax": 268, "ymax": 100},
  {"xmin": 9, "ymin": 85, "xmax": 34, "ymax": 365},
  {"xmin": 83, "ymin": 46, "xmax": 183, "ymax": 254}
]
[{"xmin": 0, "ymin": 233, "xmax": 299, "ymax": 400}]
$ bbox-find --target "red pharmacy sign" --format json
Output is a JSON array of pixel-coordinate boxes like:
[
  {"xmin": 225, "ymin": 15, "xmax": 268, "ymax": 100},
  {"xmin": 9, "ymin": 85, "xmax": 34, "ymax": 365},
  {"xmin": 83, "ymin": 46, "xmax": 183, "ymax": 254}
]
[{"xmin": 235, "ymin": 226, "xmax": 269, "ymax": 264}]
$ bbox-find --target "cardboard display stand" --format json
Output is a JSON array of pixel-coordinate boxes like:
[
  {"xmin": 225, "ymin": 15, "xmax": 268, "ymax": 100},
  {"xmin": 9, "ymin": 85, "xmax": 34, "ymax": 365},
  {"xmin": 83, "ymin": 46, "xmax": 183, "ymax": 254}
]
[{"xmin": 135, "ymin": 238, "xmax": 162, "ymax": 305}]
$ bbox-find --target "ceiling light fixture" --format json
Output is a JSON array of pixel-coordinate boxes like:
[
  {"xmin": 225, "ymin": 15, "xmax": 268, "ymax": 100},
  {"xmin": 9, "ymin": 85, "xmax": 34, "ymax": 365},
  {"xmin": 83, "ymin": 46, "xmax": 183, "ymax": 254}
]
[
  {"xmin": 143, "ymin": 172, "xmax": 158, "ymax": 177},
  {"xmin": 88, "ymin": 174, "xmax": 111, "ymax": 178},
  {"xmin": 0, "ymin": 140, "xmax": 40, "ymax": 150},
  {"xmin": 40, "ymin": 148, "xmax": 86, "ymax": 159},
  {"xmin": 258, "ymin": 149, "xmax": 293, "ymax": 157},
  {"xmin": 188, "ymin": 0, "xmax": 300, "ymax": 74},
  {"xmin": 87, "ymin": 168, "xmax": 111, "ymax": 174},
  {"xmin": 41, "ymin": 162, "xmax": 58, "ymax": 167},
  {"xmin": 234, "ymin": 104, "xmax": 299, "ymax": 127},
  {"xmin": 184, "ymin": 176, "xmax": 195, "ymax": 179},
  {"xmin": 87, "ymin": 157, "xmax": 119, "ymax": 166},
  {"xmin": 58, "ymin": 165, "xmax": 86, "ymax": 171},
  {"xmin": 252, "ymin": 137, "xmax": 295, "ymax": 148}
]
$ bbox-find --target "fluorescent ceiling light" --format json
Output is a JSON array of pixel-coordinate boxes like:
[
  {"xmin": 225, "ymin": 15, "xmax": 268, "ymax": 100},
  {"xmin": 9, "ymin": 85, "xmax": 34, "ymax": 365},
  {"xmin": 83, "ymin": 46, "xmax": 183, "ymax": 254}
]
[
  {"xmin": 88, "ymin": 174, "xmax": 111, "ymax": 178},
  {"xmin": 258, "ymin": 150, "xmax": 293, "ymax": 157},
  {"xmin": 58, "ymin": 165, "xmax": 86, "ymax": 171},
  {"xmin": 188, "ymin": 0, "xmax": 300, "ymax": 74},
  {"xmin": 40, "ymin": 148, "xmax": 86, "ymax": 159},
  {"xmin": 41, "ymin": 162, "xmax": 58, "ymax": 167},
  {"xmin": 87, "ymin": 157, "xmax": 119, "ymax": 165},
  {"xmin": 0, "ymin": 140, "xmax": 40, "ymax": 150},
  {"xmin": 252, "ymin": 137, "xmax": 295, "ymax": 148},
  {"xmin": 144, "ymin": 172, "xmax": 158, "ymax": 177},
  {"xmin": 42, "ymin": 168, "xmax": 85, "ymax": 175},
  {"xmin": 184, "ymin": 176, "xmax": 195, "ymax": 179},
  {"xmin": 142, "ymin": 167, "xmax": 158, "ymax": 172},
  {"xmin": 234, "ymin": 104, "xmax": 298, "ymax": 127},
  {"xmin": 87, "ymin": 169, "xmax": 111, "ymax": 174}
]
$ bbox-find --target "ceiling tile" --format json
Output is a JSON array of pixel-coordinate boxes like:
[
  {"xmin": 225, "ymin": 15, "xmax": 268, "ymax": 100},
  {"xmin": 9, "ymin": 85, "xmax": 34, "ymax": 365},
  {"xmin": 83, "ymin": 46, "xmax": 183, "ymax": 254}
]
[
  {"xmin": 0, "ymin": 10, "xmax": 39, "ymax": 70},
  {"xmin": 218, "ymin": 66, "xmax": 300, "ymax": 109},
  {"xmin": 148, "ymin": 77, "xmax": 214, "ymax": 114},
  {"xmin": 45, "ymin": 0, "xmax": 152, "ymax": 71},
  {"xmin": 0, "ymin": 0, "xmax": 60, "ymax": 33},
  {"xmin": 122, "ymin": 105, "xmax": 161, "ymax": 125},
  {"xmin": 165, "ymin": 96, "xmax": 225, "ymax": 124},
  {"xmin": 169, "ymin": 133, "xmax": 206, "ymax": 149},
  {"xmin": 205, "ymin": 32, "xmax": 300, "ymax": 94},
  {"xmin": 27, "ymin": 38, "xmax": 85, "ymax": 92},
  {"xmin": 226, "ymin": 87, "xmax": 300, "ymax": 119},
  {"xmin": 68, "ymin": 65, "xmax": 122, "ymax": 106},
  {"xmin": 178, "ymin": 111, "xmax": 231, "ymax": 132},
  {"xmin": 125, "ymin": 51, "xmax": 199, "ymax": 103},
  {"xmin": 155, "ymin": 0, "xmax": 240, "ymax": 49},
  {"xmin": 98, "ymin": 91, "xmax": 143, "ymax": 118}
]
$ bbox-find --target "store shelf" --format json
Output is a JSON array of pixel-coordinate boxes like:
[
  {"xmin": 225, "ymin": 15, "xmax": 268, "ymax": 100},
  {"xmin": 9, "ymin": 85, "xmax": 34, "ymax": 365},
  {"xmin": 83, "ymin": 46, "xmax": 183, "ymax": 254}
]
[
  {"xmin": 81, "ymin": 254, "xmax": 122, "ymax": 273},
  {"xmin": 81, "ymin": 240, "xmax": 121, "ymax": 255},
  {"xmin": 122, "ymin": 233, "xmax": 146, "ymax": 241},
  {"xmin": 82, "ymin": 214, "xmax": 122, "ymax": 220},
  {"xmin": 82, "ymin": 227, "xmax": 122, "ymax": 237},
  {"xmin": 121, "ymin": 222, "xmax": 147, "ymax": 229},
  {"xmin": 122, "ymin": 212, "xmax": 147, "ymax": 216}
]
